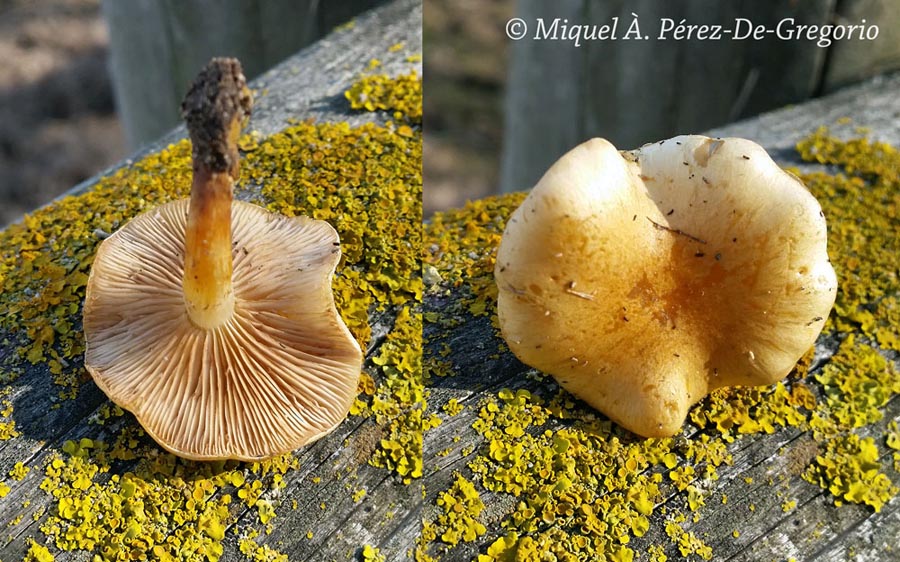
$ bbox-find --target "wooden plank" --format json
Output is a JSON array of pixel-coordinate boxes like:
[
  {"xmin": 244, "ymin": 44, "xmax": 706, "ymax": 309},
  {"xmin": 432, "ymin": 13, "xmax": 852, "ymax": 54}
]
[
  {"xmin": 103, "ymin": 0, "xmax": 384, "ymax": 149},
  {"xmin": 706, "ymin": 72, "xmax": 900, "ymax": 149},
  {"xmin": 424, "ymin": 71, "xmax": 900, "ymax": 561},
  {"xmin": 498, "ymin": 0, "xmax": 585, "ymax": 194},
  {"xmin": 0, "ymin": 1, "xmax": 422, "ymax": 560},
  {"xmin": 500, "ymin": 0, "xmax": 900, "ymax": 193},
  {"xmin": 823, "ymin": 0, "xmax": 900, "ymax": 92}
]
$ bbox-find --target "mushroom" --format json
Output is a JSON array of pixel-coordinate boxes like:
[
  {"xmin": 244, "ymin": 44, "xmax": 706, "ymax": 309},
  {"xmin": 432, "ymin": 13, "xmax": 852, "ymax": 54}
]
[
  {"xmin": 83, "ymin": 58, "xmax": 363, "ymax": 461},
  {"xmin": 494, "ymin": 136, "xmax": 837, "ymax": 438}
]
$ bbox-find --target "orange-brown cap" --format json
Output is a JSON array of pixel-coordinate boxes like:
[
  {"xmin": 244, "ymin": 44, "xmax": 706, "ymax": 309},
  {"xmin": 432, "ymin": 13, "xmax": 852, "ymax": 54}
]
[
  {"xmin": 495, "ymin": 136, "xmax": 837, "ymax": 437},
  {"xmin": 84, "ymin": 200, "xmax": 362, "ymax": 460}
]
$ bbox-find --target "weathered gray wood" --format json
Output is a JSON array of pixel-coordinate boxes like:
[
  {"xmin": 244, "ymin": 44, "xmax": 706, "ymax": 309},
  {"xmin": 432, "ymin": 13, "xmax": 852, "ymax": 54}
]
[
  {"xmin": 427, "ymin": 71, "xmax": 900, "ymax": 561},
  {"xmin": 823, "ymin": 0, "xmax": 900, "ymax": 92},
  {"xmin": 0, "ymin": 0, "xmax": 421, "ymax": 560},
  {"xmin": 102, "ymin": 0, "xmax": 382, "ymax": 149},
  {"xmin": 707, "ymin": 71, "xmax": 900, "ymax": 149},
  {"xmin": 500, "ymin": 0, "xmax": 899, "ymax": 193},
  {"xmin": 498, "ymin": 0, "xmax": 585, "ymax": 199}
]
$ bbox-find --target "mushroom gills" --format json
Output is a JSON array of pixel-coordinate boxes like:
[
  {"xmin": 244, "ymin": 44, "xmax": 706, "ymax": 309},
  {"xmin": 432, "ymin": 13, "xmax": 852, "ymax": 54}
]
[{"xmin": 85, "ymin": 199, "xmax": 363, "ymax": 460}]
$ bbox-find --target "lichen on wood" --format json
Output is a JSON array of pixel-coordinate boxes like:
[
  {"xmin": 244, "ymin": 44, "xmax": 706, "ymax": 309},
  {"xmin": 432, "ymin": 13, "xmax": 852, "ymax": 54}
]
[
  {"xmin": 422, "ymin": 127, "xmax": 900, "ymax": 561},
  {"xmin": 0, "ymin": 48, "xmax": 423, "ymax": 561}
]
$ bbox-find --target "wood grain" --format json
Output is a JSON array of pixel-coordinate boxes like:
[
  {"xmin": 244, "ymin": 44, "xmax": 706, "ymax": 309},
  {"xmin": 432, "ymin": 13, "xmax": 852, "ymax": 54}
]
[
  {"xmin": 0, "ymin": 1, "xmax": 422, "ymax": 560},
  {"xmin": 426, "ymin": 71, "xmax": 900, "ymax": 561},
  {"xmin": 500, "ymin": 0, "xmax": 899, "ymax": 194},
  {"xmin": 103, "ymin": 0, "xmax": 384, "ymax": 148}
]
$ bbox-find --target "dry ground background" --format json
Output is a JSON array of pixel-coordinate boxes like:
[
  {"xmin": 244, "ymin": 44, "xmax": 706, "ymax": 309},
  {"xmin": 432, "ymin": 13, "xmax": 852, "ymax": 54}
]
[
  {"xmin": 0, "ymin": 0, "xmax": 509, "ymax": 224},
  {"xmin": 0, "ymin": 0, "xmax": 124, "ymax": 226}
]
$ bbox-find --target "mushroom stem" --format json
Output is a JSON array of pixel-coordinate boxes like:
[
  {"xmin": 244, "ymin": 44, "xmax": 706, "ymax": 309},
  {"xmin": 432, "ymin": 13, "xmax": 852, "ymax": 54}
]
[
  {"xmin": 180, "ymin": 58, "xmax": 251, "ymax": 329},
  {"xmin": 183, "ymin": 167, "xmax": 235, "ymax": 328}
]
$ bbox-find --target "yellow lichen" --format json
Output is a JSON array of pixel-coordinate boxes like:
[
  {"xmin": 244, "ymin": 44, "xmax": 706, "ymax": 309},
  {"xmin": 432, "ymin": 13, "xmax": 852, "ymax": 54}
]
[
  {"xmin": 442, "ymin": 399, "xmax": 463, "ymax": 417},
  {"xmin": 803, "ymin": 433, "xmax": 897, "ymax": 511},
  {"xmin": 364, "ymin": 307, "xmax": 429, "ymax": 482},
  {"xmin": 0, "ymin": 390, "xmax": 20, "ymax": 440},
  {"xmin": 345, "ymin": 72, "xmax": 422, "ymax": 125},
  {"xmin": 0, "ymin": 65, "xmax": 422, "ymax": 560},
  {"xmin": 362, "ymin": 544, "xmax": 387, "ymax": 562},
  {"xmin": 24, "ymin": 539, "xmax": 55, "ymax": 562},
  {"xmin": 238, "ymin": 533, "xmax": 289, "ymax": 562},
  {"xmin": 9, "ymin": 461, "xmax": 30, "ymax": 481},
  {"xmin": 796, "ymin": 127, "xmax": 900, "ymax": 350},
  {"xmin": 423, "ymin": 129, "xmax": 900, "ymax": 560},
  {"xmin": 887, "ymin": 421, "xmax": 900, "ymax": 451},
  {"xmin": 39, "ymin": 439, "xmax": 238, "ymax": 559},
  {"xmin": 433, "ymin": 474, "xmax": 486, "ymax": 547},
  {"xmin": 664, "ymin": 515, "xmax": 712, "ymax": 560},
  {"xmin": 811, "ymin": 334, "xmax": 900, "ymax": 431}
]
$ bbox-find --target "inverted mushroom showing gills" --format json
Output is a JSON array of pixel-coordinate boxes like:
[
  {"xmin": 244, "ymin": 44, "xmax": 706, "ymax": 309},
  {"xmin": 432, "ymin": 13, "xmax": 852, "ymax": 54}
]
[
  {"xmin": 83, "ymin": 58, "xmax": 363, "ymax": 461},
  {"xmin": 494, "ymin": 136, "xmax": 837, "ymax": 438}
]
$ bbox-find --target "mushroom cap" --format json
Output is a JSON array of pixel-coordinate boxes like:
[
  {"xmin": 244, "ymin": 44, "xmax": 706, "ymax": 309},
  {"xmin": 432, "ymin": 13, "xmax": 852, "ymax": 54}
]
[
  {"xmin": 495, "ymin": 136, "xmax": 837, "ymax": 438},
  {"xmin": 84, "ymin": 199, "xmax": 363, "ymax": 460}
]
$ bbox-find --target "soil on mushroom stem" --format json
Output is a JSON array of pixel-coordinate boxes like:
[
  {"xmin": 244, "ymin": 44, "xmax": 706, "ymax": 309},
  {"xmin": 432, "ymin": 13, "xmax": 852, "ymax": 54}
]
[{"xmin": 0, "ymin": 0, "xmax": 125, "ymax": 226}]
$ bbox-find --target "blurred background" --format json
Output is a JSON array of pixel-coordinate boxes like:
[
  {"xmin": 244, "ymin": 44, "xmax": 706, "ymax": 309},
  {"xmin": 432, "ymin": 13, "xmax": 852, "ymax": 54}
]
[
  {"xmin": 424, "ymin": 0, "xmax": 900, "ymax": 216},
  {"xmin": 0, "ymin": 0, "xmax": 384, "ymax": 226},
  {"xmin": 423, "ymin": 0, "xmax": 513, "ymax": 215},
  {"xmin": 3, "ymin": 0, "xmax": 899, "ymax": 223},
  {"xmin": 0, "ymin": 0, "xmax": 122, "ymax": 225}
]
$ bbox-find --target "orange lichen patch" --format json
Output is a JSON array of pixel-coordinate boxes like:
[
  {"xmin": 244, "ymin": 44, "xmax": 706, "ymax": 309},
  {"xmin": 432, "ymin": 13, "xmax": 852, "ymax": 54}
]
[{"xmin": 423, "ymin": 130, "xmax": 900, "ymax": 560}]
